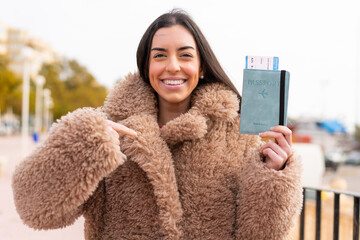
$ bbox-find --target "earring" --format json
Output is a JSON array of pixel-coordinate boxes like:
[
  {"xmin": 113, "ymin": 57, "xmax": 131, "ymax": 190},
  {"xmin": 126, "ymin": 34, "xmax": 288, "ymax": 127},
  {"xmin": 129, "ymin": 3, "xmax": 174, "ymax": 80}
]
[{"xmin": 200, "ymin": 75, "xmax": 204, "ymax": 79}]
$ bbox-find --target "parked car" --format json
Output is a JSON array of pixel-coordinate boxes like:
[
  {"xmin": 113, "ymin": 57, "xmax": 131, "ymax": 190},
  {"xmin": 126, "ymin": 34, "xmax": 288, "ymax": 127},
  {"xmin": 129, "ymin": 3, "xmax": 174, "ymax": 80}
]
[
  {"xmin": 344, "ymin": 151, "xmax": 360, "ymax": 165},
  {"xmin": 324, "ymin": 149, "xmax": 347, "ymax": 171}
]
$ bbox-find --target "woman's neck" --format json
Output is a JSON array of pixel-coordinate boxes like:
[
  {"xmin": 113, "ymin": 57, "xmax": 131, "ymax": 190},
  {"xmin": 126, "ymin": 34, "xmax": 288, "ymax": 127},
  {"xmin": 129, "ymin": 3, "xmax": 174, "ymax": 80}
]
[{"xmin": 157, "ymin": 96, "xmax": 191, "ymax": 127}]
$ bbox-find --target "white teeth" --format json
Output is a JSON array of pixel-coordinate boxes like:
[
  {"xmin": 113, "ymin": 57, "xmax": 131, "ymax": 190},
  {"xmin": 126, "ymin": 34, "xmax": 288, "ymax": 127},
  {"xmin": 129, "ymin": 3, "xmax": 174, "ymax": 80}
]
[{"xmin": 163, "ymin": 79, "xmax": 185, "ymax": 85}]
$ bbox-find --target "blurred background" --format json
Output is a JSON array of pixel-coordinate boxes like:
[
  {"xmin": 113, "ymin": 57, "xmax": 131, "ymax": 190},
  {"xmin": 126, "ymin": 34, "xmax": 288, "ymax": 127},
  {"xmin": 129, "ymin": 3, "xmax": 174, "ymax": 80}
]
[{"xmin": 0, "ymin": 0, "xmax": 359, "ymax": 239}]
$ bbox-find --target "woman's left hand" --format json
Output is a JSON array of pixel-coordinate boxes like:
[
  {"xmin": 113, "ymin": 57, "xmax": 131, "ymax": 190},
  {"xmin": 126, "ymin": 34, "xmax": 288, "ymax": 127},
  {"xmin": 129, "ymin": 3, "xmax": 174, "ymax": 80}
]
[{"xmin": 259, "ymin": 125, "xmax": 293, "ymax": 170}]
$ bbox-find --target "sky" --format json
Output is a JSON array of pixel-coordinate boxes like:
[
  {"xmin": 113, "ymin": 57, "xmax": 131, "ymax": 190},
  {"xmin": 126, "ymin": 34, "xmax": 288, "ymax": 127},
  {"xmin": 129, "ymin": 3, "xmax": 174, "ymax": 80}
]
[{"xmin": 0, "ymin": 0, "xmax": 359, "ymax": 131}]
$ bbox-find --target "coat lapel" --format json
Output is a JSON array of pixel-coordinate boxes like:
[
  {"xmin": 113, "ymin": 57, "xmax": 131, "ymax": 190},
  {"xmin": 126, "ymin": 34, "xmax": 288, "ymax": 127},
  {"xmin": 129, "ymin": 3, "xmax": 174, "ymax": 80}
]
[{"xmin": 119, "ymin": 114, "xmax": 183, "ymax": 239}]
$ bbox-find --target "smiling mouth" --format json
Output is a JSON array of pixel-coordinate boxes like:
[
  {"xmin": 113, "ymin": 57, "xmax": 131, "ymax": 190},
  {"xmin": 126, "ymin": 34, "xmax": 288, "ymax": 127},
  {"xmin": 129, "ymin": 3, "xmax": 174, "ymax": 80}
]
[{"xmin": 162, "ymin": 79, "xmax": 186, "ymax": 85}]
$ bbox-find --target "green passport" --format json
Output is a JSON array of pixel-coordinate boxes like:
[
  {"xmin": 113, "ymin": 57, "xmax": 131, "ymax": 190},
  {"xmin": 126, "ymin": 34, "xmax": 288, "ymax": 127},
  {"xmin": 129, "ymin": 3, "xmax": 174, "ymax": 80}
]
[{"xmin": 239, "ymin": 69, "xmax": 290, "ymax": 135}]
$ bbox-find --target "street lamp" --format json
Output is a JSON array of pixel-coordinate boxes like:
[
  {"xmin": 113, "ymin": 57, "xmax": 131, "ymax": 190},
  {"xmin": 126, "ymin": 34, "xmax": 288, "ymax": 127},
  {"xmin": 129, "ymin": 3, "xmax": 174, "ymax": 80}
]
[
  {"xmin": 21, "ymin": 46, "xmax": 33, "ymax": 156},
  {"xmin": 35, "ymin": 75, "xmax": 45, "ymax": 139},
  {"xmin": 43, "ymin": 88, "xmax": 52, "ymax": 132}
]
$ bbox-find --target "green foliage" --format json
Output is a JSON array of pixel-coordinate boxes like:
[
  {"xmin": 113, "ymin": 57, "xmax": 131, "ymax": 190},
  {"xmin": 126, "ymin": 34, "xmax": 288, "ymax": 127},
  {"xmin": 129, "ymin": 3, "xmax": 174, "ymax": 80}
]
[
  {"xmin": 39, "ymin": 59, "xmax": 108, "ymax": 120},
  {"xmin": 0, "ymin": 55, "xmax": 23, "ymax": 115},
  {"xmin": 1, "ymin": 55, "xmax": 107, "ymax": 121}
]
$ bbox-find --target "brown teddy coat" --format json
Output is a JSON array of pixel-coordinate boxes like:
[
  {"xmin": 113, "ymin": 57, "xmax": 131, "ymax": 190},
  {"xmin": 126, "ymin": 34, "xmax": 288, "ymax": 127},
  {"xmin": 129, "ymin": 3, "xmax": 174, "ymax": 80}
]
[{"xmin": 12, "ymin": 72, "xmax": 303, "ymax": 240}]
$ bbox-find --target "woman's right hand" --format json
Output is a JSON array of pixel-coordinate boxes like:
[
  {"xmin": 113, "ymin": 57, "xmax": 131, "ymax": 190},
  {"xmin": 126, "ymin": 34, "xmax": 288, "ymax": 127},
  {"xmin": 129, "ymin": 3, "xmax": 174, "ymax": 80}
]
[{"xmin": 105, "ymin": 120, "xmax": 138, "ymax": 139}]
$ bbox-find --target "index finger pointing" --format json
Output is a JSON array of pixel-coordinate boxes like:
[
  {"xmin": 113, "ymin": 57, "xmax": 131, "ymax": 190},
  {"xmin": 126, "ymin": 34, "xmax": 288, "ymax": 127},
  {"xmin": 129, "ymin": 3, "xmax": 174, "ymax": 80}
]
[{"xmin": 106, "ymin": 120, "xmax": 137, "ymax": 138}]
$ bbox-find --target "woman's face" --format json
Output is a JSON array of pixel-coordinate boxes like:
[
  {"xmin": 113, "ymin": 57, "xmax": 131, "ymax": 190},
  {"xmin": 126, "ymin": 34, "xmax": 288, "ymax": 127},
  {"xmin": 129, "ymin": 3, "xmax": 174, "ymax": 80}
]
[{"xmin": 149, "ymin": 25, "xmax": 202, "ymax": 104}]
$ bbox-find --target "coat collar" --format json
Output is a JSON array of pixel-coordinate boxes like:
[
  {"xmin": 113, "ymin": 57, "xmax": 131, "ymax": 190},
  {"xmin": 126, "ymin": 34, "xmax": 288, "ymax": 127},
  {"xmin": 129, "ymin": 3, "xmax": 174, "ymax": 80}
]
[{"xmin": 103, "ymin": 72, "xmax": 239, "ymax": 144}]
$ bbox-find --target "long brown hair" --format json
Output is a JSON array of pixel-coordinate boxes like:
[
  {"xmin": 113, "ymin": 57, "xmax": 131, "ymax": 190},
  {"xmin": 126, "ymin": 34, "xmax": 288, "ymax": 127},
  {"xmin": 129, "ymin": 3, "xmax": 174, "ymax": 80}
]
[{"xmin": 136, "ymin": 9, "xmax": 241, "ymax": 99}]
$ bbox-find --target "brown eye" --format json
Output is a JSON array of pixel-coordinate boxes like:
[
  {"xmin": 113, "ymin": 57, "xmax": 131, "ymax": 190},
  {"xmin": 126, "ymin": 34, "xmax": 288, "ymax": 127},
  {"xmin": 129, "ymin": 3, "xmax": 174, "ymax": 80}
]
[
  {"xmin": 154, "ymin": 53, "xmax": 166, "ymax": 58},
  {"xmin": 181, "ymin": 53, "xmax": 193, "ymax": 58}
]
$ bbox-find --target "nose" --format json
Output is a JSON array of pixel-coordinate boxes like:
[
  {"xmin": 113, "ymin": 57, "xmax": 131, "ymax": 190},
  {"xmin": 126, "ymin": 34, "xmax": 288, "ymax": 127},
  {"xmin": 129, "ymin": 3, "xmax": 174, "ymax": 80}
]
[{"xmin": 166, "ymin": 56, "xmax": 180, "ymax": 73}]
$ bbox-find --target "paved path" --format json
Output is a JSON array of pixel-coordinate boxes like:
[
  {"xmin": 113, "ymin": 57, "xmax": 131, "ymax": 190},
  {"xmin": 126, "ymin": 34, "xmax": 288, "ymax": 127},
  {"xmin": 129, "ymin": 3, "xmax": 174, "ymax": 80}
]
[
  {"xmin": 323, "ymin": 164, "xmax": 360, "ymax": 193},
  {"xmin": 0, "ymin": 135, "xmax": 84, "ymax": 240}
]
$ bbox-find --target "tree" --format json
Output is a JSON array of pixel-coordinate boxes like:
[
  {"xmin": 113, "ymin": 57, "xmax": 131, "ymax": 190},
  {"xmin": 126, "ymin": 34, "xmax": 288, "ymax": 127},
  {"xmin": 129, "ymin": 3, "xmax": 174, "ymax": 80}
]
[
  {"xmin": 39, "ymin": 59, "xmax": 108, "ymax": 121},
  {"xmin": 1, "ymin": 55, "xmax": 107, "ymax": 123},
  {"xmin": 0, "ymin": 55, "xmax": 23, "ymax": 115},
  {"xmin": 39, "ymin": 61, "xmax": 67, "ymax": 120}
]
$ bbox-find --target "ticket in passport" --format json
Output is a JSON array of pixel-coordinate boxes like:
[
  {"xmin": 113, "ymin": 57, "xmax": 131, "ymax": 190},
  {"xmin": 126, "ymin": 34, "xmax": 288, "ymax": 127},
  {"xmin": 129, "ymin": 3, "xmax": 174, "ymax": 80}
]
[{"xmin": 245, "ymin": 56, "xmax": 279, "ymax": 70}]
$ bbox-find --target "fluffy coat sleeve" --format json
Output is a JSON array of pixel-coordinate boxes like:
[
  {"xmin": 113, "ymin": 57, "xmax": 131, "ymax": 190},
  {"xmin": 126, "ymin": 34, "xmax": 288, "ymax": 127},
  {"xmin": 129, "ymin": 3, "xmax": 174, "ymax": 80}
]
[
  {"xmin": 235, "ymin": 136, "xmax": 303, "ymax": 240},
  {"xmin": 12, "ymin": 107, "xmax": 126, "ymax": 230}
]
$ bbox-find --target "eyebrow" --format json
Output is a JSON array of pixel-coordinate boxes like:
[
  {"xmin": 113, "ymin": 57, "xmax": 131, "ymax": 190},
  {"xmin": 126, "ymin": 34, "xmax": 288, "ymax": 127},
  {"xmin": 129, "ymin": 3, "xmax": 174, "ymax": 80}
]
[
  {"xmin": 178, "ymin": 46, "xmax": 195, "ymax": 51},
  {"xmin": 151, "ymin": 46, "xmax": 195, "ymax": 51},
  {"xmin": 151, "ymin": 47, "xmax": 166, "ymax": 52}
]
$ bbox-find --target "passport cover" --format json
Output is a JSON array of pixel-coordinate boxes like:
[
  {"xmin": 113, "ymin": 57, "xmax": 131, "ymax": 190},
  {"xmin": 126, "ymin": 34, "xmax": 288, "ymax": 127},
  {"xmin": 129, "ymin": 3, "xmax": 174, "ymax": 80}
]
[{"xmin": 239, "ymin": 69, "xmax": 290, "ymax": 135}]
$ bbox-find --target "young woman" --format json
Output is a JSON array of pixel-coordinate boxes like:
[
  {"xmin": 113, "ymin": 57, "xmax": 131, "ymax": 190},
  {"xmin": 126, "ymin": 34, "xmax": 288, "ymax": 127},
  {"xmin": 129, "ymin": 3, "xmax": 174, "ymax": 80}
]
[{"xmin": 13, "ymin": 9, "xmax": 302, "ymax": 240}]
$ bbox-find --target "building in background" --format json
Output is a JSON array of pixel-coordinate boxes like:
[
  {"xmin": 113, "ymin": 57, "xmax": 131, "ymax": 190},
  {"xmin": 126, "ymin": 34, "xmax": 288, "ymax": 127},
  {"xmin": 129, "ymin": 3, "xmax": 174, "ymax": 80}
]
[
  {"xmin": 0, "ymin": 22, "xmax": 8, "ymax": 55},
  {"xmin": 0, "ymin": 21, "xmax": 60, "ymax": 78},
  {"xmin": 291, "ymin": 118, "xmax": 356, "ymax": 171},
  {"xmin": 291, "ymin": 118, "xmax": 353, "ymax": 152},
  {"xmin": 0, "ymin": 21, "xmax": 59, "ymax": 135}
]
